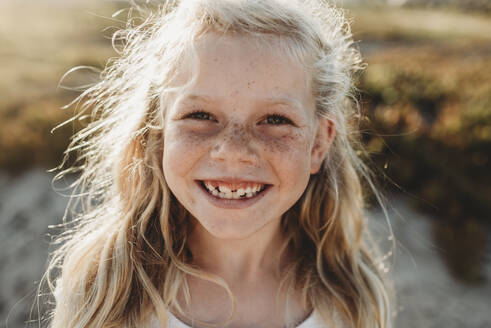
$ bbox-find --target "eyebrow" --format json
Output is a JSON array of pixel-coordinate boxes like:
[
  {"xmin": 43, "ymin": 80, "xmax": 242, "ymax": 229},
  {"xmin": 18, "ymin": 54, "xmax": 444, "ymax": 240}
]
[
  {"xmin": 180, "ymin": 94, "xmax": 215, "ymax": 104},
  {"xmin": 258, "ymin": 96, "xmax": 303, "ymax": 112},
  {"xmin": 179, "ymin": 94, "xmax": 303, "ymax": 111}
]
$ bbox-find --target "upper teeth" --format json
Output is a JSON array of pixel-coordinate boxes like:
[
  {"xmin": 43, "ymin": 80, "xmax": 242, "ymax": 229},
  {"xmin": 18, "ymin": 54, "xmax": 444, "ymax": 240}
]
[{"xmin": 203, "ymin": 181, "xmax": 265, "ymax": 199}]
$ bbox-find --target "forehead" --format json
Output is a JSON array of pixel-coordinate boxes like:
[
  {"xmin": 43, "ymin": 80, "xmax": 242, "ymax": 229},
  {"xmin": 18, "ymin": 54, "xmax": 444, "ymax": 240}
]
[{"xmin": 175, "ymin": 34, "xmax": 314, "ymax": 112}]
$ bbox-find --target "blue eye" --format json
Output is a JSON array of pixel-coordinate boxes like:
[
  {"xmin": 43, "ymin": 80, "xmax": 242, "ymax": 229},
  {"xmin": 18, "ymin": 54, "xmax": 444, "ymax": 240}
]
[
  {"xmin": 185, "ymin": 111, "xmax": 215, "ymax": 121},
  {"xmin": 263, "ymin": 114, "xmax": 293, "ymax": 125}
]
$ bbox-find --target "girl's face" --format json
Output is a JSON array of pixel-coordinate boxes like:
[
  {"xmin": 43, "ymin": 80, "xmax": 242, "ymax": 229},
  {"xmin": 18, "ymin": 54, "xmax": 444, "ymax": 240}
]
[{"xmin": 163, "ymin": 34, "xmax": 333, "ymax": 239}]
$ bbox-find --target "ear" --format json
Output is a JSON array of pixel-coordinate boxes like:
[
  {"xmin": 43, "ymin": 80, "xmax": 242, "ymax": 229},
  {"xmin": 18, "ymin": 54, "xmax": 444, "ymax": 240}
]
[{"xmin": 310, "ymin": 117, "xmax": 336, "ymax": 174}]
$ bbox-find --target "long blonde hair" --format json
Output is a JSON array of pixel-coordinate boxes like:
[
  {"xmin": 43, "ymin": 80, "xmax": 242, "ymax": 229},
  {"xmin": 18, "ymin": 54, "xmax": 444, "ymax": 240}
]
[{"xmin": 44, "ymin": 0, "xmax": 395, "ymax": 327}]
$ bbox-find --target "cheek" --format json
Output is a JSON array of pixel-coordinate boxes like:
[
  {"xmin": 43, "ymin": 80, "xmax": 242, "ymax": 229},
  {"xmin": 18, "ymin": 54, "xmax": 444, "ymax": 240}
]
[
  {"xmin": 163, "ymin": 125, "xmax": 210, "ymax": 178},
  {"xmin": 256, "ymin": 129, "xmax": 313, "ymax": 184},
  {"xmin": 256, "ymin": 129, "xmax": 312, "ymax": 161}
]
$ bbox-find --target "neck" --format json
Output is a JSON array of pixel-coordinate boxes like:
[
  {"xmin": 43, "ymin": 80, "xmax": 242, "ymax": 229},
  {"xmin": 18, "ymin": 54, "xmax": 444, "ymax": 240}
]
[{"xmin": 188, "ymin": 216, "xmax": 288, "ymax": 283}]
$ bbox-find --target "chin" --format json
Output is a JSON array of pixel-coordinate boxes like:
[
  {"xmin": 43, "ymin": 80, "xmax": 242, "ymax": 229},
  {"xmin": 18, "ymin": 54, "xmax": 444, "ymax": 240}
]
[{"xmin": 195, "ymin": 215, "xmax": 270, "ymax": 241}]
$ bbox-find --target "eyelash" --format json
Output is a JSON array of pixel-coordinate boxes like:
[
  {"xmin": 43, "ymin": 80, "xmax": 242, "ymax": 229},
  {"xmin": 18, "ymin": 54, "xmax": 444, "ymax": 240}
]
[
  {"xmin": 183, "ymin": 110, "xmax": 294, "ymax": 126},
  {"xmin": 261, "ymin": 114, "xmax": 294, "ymax": 126},
  {"xmin": 184, "ymin": 110, "xmax": 216, "ymax": 121}
]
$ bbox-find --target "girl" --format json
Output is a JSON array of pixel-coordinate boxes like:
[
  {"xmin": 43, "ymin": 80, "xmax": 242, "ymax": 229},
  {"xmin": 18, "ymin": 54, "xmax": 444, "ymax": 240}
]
[{"xmin": 45, "ymin": 0, "xmax": 395, "ymax": 327}]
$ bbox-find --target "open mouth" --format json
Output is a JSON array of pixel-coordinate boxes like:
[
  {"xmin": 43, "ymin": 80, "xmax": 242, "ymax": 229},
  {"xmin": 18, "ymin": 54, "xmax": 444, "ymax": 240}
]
[{"xmin": 198, "ymin": 180, "xmax": 270, "ymax": 200}]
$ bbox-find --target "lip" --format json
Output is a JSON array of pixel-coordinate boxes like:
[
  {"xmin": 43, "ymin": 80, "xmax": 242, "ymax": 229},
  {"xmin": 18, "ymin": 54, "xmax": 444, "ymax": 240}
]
[{"xmin": 194, "ymin": 180, "xmax": 272, "ymax": 209}]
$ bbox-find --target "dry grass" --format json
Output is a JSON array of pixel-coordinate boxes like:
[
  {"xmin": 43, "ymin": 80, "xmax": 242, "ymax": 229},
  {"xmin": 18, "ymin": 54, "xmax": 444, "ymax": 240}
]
[
  {"xmin": 357, "ymin": 39, "xmax": 491, "ymax": 283},
  {"xmin": 348, "ymin": 6, "xmax": 491, "ymax": 42},
  {"xmin": 0, "ymin": 1, "xmax": 117, "ymax": 172}
]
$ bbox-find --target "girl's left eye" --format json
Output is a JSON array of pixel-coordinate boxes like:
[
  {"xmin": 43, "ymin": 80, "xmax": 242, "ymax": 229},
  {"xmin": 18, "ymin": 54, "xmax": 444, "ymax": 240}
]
[{"xmin": 261, "ymin": 114, "xmax": 294, "ymax": 125}]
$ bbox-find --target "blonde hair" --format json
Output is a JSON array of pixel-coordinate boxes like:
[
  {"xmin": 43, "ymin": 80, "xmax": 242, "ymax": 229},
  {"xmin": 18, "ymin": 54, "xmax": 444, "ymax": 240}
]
[{"xmin": 44, "ymin": 0, "xmax": 395, "ymax": 327}]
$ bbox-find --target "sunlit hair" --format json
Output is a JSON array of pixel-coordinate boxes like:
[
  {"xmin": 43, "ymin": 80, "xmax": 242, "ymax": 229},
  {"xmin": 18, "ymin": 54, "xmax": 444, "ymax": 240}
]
[{"xmin": 43, "ymin": 0, "xmax": 396, "ymax": 327}]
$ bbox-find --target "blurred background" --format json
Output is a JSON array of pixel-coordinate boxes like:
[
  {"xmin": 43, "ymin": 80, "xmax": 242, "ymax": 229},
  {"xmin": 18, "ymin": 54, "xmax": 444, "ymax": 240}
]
[{"xmin": 0, "ymin": 0, "xmax": 490, "ymax": 327}]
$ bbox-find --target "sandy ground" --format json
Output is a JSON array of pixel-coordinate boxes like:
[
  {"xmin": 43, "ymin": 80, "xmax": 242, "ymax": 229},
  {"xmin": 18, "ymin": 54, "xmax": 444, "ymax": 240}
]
[
  {"xmin": 0, "ymin": 170, "xmax": 490, "ymax": 327},
  {"xmin": 368, "ymin": 198, "xmax": 491, "ymax": 327}
]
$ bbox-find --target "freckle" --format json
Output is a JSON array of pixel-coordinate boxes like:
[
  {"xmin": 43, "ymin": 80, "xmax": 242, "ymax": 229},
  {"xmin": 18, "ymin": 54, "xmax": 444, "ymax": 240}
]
[
  {"xmin": 175, "ymin": 128, "xmax": 207, "ymax": 147},
  {"xmin": 258, "ymin": 131, "xmax": 309, "ymax": 158}
]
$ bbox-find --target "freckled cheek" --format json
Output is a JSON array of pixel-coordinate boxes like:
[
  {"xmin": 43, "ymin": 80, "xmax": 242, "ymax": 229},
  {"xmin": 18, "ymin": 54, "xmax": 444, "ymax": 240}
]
[
  {"xmin": 256, "ymin": 130, "xmax": 312, "ymax": 158},
  {"xmin": 163, "ymin": 127, "xmax": 212, "ymax": 177},
  {"xmin": 256, "ymin": 131, "xmax": 313, "ymax": 178}
]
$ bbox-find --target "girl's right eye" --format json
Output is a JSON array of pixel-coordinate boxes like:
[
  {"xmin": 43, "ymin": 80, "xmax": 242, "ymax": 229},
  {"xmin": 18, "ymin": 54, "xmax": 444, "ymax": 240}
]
[{"xmin": 184, "ymin": 110, "xmax": 215, "ymax": 121}]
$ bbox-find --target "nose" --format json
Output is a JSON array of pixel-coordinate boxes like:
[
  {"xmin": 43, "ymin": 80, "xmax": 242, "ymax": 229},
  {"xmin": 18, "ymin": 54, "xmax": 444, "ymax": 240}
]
[{"xmin": 210, "ymin": 123, "xmax": 259, "ymax": 166}]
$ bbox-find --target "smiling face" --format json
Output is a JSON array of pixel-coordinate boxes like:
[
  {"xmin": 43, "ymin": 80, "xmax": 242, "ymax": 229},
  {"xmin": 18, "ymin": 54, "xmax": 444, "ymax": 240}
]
[{"xmin": 163, "ymin": 34, "xmax": 333, "ymax": 240}]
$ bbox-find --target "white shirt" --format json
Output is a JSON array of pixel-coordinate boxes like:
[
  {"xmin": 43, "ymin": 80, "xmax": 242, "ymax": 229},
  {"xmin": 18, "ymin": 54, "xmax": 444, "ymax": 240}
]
[{"xmin": 146, "ymin": 310, "xmax": 329, "ymax": 328}]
